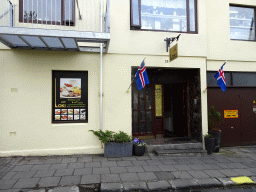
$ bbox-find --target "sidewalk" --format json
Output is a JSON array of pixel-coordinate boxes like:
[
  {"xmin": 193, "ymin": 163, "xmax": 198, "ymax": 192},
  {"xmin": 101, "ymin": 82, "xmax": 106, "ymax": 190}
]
[{"xmin": 1, "ymin": 146, "xmax": 256, "ymax": 192}]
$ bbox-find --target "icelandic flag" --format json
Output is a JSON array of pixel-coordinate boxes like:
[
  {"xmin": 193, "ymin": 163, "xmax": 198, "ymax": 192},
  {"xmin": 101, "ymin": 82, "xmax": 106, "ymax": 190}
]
[
  {"xmin": 214, "ymin": 62, "xmax": 226, "ymax": 92},
  {"xmin": 135, "ymin": 60, "xmax": 150, "ymax": 90}
]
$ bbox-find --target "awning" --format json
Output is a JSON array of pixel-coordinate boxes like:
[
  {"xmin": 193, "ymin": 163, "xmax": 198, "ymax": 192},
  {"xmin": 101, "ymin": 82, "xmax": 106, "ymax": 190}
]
[{"xmin": 0, "ymin": 27, "xmax": 110, "ymax": 52}]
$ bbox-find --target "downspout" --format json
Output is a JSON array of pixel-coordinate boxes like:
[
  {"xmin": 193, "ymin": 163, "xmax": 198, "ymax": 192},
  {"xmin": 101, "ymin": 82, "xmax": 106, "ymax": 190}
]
[{"xmin": 100, "ymin": 0, "xmax": 103, "ymax": 130}]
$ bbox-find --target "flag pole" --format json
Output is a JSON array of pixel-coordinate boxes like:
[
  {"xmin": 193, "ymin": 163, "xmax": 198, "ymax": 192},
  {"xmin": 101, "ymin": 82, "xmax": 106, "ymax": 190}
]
[{"xmin": 126, "ymin": 56, "xmax": 147, "ymax": 93}]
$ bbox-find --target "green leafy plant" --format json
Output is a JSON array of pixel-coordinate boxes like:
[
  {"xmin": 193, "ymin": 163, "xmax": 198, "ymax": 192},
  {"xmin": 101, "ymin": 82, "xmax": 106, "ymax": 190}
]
[
  {"xmin": 113, "ymin": 131, "xmax": 132, "ymax": 143},
  {"xmin": 89, "ymin": 129, "xmax": 132, "ymax": 144},
  {"xmin": 204, "ymin": 133, "xmax": 213, "ymax": 138},
  {"xmin": 208, "ymin": 106, "xmax": 224, "ymax": 131},
  {"xmin": 88, "ymin": 129, "xmax": 115, "ymax": 144}
]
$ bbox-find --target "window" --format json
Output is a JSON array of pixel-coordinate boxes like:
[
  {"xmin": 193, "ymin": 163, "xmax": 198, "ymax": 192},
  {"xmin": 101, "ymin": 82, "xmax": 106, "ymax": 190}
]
[
  {"xmin": 19, "ymin": 0, "xmax": 75, "ymax": 26},
  {"xmin": 130, "ymin": 0, "xmax": 197, "ymax": 33},
  {"xmin": 207, "ymin": 72, "xmax": 256, "ymax": 87},
  {"xmin": 230, "ymin": 5, "xmax": 255, "ymax": 40}
]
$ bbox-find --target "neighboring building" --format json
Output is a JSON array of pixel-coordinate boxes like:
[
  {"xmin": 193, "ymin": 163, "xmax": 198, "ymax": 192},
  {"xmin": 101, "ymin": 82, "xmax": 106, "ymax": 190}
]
[{"xmin": 0, "ymin": 0, "xmax": 255, "ymax": 157}]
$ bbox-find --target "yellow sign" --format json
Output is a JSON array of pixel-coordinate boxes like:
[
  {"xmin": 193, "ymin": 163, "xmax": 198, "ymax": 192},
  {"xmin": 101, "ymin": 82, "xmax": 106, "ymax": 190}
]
[
  {"xmin": 169, "ymin": 44, "xmax": 178, "ymax": 62},
  {"xmin": 224, "ymin": 110, "xmax": 238, "ymax": 118},
  {"xmin": 155, "ymin": 85, "xmax": 162, "ymax": 117},
  {"xmin": 231, "ymin": 176, "xmax": 254, "ymax": 184}
]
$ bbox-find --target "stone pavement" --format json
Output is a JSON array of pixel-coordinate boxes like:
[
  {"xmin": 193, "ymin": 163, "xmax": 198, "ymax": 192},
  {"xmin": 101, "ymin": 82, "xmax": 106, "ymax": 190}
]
[{"xmin": 1, "ymin": 146, "xmax": 256, "ymax": 191}]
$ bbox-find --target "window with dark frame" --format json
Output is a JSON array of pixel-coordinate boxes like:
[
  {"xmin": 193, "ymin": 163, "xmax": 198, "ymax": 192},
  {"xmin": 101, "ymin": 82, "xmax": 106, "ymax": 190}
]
[
  {"xmin": 19, "ymin": 0, "xmax": 75, "ymax": 26},
  {"xmin": 207, "ymin": 72, "xmax": 256, "ymax": 87},
  {"xmin": 130, "ymin": 0, "xmax": 197, "ymax": 33},
  {"xmin": 230, "ymin": 5, "xmax": 255, "ymax": 40}
]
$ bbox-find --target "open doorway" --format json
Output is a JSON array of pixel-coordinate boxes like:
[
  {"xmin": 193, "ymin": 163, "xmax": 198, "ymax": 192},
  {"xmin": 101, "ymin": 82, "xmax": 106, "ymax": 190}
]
[{"xmin": 131, "ymin": 67, "xmax": 202, "ymax": 142}]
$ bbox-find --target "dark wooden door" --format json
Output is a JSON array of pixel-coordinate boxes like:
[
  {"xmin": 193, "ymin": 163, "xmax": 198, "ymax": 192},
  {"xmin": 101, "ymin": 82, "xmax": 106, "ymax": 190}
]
[
  {"xmin": 132, "ymin": 83, "xmax": 154, "ymax": 136},
  {"xmin": 208, "ymin": 87, "xmax": 256, "ymax": 146},
  {"xmin": 132, "ymin": 83, "xmax": 164, "ymax": 137}
]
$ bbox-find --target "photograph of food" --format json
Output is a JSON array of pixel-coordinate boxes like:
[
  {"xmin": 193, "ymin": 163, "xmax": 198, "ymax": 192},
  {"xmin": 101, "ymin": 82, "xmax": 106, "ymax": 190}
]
[
  {"xmin": 55, "ymin": 109, "xmax": 60, "ymax": 115},
  {"xmin": 61, "ymin": 109, "xmax": 67, "ymax": 114},
  {"xmin": 60, "ymin": 78, "xmax": 81, "ymax": 98},
  {"xmin": 68, "ymin": 115, "xmax": 73, "ymax": 120},
  {"xmin": 80, "ymin": 115, "xmax": 86, "ymax": 120},
  {"xmin": 55, "ymin": 115, "xmax": 60, "ymax": 120},
  {"xmin": 74, "ymin": 115, "xmax": 79, "ymax": 120},
  {"xmin": 80, "ymin": 109, "xmax": 86, "ymax": 114},
  {"xmin": 68, "ymin": 109, "xmax": 73, "ymax": 115},
  {"xmin": 74, "ymin": 109, "xmax": 79, "ymax": 115},
  {"xmin": 61, "ymin": 115, "xmax": 67, "ymax": 120}
]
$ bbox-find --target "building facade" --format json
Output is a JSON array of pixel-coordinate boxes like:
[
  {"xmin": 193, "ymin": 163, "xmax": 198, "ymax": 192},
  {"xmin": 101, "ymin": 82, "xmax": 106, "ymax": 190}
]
[{"xmin": 0, "ymin": 0, "xmax": 255, "ymax": 157}]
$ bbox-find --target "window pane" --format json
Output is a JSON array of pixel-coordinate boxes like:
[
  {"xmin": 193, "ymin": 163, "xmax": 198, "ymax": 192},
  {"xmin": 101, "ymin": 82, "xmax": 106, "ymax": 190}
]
[
  {"xmin": 189, "ymin": 0, "xmax": 196, "ymax": 31},
  {"xmin": 133, "ymin": 111, "xmax": 139, "ymax": 133},
  {"xmin": 141, "ymin": 0, "xmax": 187, "ymax": 31},
  {"xmin": 230, "ymin": 6, "xmax": 255, "ymax": 40},
  {"xmin": 131, "ymin": 0, "xmax": 141, "ymax": 26},
  {"xmin": 132, "ymin": 84, "xmax": 139, "ymax": 110},
  {"xmin": 233, "ymin": 73, "xmax": 256, "ymax": 86},
  {"xmin": 147, "ymin": 111, "xmax": 152, "ymax": 133},
  {"xmin": 64, "ymin": 0, "xmax": 74, "ymax": 23},
  {"xmin": 23, "ymin": 0, "xmax": 61, "ymax": 22},
  {"xmin": 207, "ymin": 72, "xmax": 231, "ymax": 86}
]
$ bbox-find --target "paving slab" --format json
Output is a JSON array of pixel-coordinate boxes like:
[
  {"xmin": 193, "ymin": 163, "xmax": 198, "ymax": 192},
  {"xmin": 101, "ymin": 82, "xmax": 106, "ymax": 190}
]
[
  {"xmin": 93, "ymin": 167, "xmax": 110, "ymax": 174},
  {"xmin": 169, "ymin": 178, "xmax": 199, "ymax": 190},
  {"xmin": 101, "ymin": 174, "xmax": 121, "ymax": 183},
  {"xmin": 126, "ymin": 166, "xmax": 145, "ymax": 173},
  {"xmin": 48, "ymin": 186, "xmax": 79, "ymax": 192},
  {"xmin": 216, "ymin": 177, "xmax": 235, "ymax": 186},
  {"xmin": 143, "ymin": 165, "xmax": 161, "ymax": 172},
  {"xmin": 154, "ymin": 171, "xmax": 175, "ymax": 180},
  {"xmin": 172, "ymin": 171, "xmax": 193, "ymax": 179},
  {"xmin": 102, "ymin": 161, "xmax": 117, "ymax": 167},
  {"xmin": 59, "ymin": 176, "xmax": 81, "ymax": 186},
  {"xmin": 0, "ymin": 179, "xmax": 18, "ymax": 190},
  {"xmin": 100, "ymin": 183, "xmax": 123, "ymax": 192},
  {"xmin": 38, "ymin": 177, "xmax": 61, "ymax": 187},
  {"xmin": 44, "ymin": 158, "xmax": 62, "ymax": 164},
  {"xmin": 116, "ymin": 161, "xmax": 133, "ymax": 167},
  {"xmin": 11, "ymin": 165, "xmax": 33, "ymax": 172},
  {"xmin": 233, "ymin": 169, "xmax": 255, "ymax": 176},
  {"xmin": 219, "ymin": 169, "xmax": 242, "ymax": 177},
  {"xmin": 61, "ymin": 157, "xmax": 77, "ymax": 164},
  {"xmin": 147, "ymin": 180, "xmax": 172, "ymax": 191},
  {"xmin": 1, "ymin": 171, "xmax": 17, "ymax": 180},
  {"xmin": 158, "ymin": 165, "xmax": 177, "ymax": 172},
  {"xmin": 67, "ymin": 162, "xmax": 85, "ymax": 169},
  {"xmin": 146, "ymin": 160, "xmax": 163, "ymax": 165},
  {"xmin": 137, "ymin": 172, "xmax": 158, "ymax": 181},
  {"xmin": 110, "ymin": 166, "xmax": 128, "ymax": 174},
  {"xmin": 12, "ymin": 178, "xmax": 40, "ymax": 189},
  {"xmin": 84, "ymin": 162, "xmax": 101, "ymax": 167},
  {"xmin": 49, "ymin": 164, "xmax": 68, "ymax": 170},
  {"xmin": 120, "ymin": 173, "xmax": 139, "ymax": 182},
  {"xmin": 12, "ymin": 170, "xmax": 37, "ymax": 179},
  {"xmin": 54, "ymin": 169, "xmax": 74, "ymax": 176},
  {"xmin": 73, "ymin": 168, "xmax": 92, "ymax": 175},
  {"xmin": 81, "ymin": 174, "xmax": 100, "ymax": 184},
  {"xmin": 33, "ymin": 170, "xmax": 56, "ymax": 177},
  {"xmin": 122, "ymin": 181, "xmax": 148, "ymax": 192},
  {"xmin": 131, "ymin": 160, "xmax": 149, "ymax": 166},
  {"xmin": 203, "ymin": 169, "xmax": 226, "ymax": 178},
  {"xmin": 195, "ymin": 178, "xmax": 223, "ymax": 188},
  {"xmin": 187, "ymin": 170, "xmax": 211, "ymax": 178}
]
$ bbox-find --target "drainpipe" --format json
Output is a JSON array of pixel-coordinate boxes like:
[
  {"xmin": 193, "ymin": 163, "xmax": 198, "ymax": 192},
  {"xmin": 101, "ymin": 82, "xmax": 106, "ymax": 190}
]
[{"xmin": 100, "ymin": 0, "xmax": 103, "ymax": 130}]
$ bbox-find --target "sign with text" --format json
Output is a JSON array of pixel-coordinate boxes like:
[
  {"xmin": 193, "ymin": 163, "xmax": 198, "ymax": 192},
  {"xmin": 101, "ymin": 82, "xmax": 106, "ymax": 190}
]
[
  {"xmin": 52, "ymin": 71, "xmax": 88, "ymax": 123},
  {"xmin": 224, "ymin": 110, "xmax": 238, "ymax": 118},
  {"xmin": 169, "ymin": 44, "xmax": 178, "ymax": 62}
]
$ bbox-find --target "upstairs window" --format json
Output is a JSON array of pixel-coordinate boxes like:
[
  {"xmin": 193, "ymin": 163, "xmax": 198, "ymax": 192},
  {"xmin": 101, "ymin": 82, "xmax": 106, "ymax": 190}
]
[
  {"xmin": 130, "ymin": 0, "xmax": 197, "ymax": 33},
  {"xmin": 230, "ymin": 5, "xmax": 255, "ymax": 40},
  {"xmin": 19, "ymin": 0, "xmax": 75, "ymax": 26}
]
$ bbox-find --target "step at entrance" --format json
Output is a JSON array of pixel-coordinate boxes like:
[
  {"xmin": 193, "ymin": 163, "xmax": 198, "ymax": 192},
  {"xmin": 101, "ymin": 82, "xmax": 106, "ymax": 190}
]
[{"xmin": 147, "ymin": 142, "xmax": 207, "ymax": 156}]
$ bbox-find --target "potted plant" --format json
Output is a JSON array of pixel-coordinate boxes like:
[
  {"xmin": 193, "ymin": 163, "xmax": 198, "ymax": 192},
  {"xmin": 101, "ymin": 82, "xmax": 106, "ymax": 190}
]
[
  {"xmin": 204, "ymin": 133, "xmax": 215, "ymax": 155},
  {"xmin": 132, "ymin": 137, "xmax": 147, "ymax": 156},
  {"xmin": 208, "ymin": 106, "xmax": 224, "ymax": 152},
  {"xmin": 89, "ymin": 129, "xmax": 132, "ymax": 158}
]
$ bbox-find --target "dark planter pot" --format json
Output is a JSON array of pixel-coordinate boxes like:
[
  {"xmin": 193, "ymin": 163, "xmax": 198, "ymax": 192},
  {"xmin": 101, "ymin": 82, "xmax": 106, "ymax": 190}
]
[
  {"xmin": 133, "ymin": 145, "xmax": 145, "ymax": 156},
  {"xmin": 204, "ymin": 137, "xmax": 215, "ymax": 155},
  {"xmin": 209, "ymin": 130, "xmax": 222, "ymax": 152},
  {"xmin": 104, "ymin": 142, "xmax": 133, "ymax": 158}
]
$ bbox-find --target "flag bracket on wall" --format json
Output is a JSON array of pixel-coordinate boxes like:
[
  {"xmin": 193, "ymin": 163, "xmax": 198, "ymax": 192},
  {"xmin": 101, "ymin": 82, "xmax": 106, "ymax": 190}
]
[{"xmin": 164, "ymin": 34, "xmax": 181, "ymax": 52}]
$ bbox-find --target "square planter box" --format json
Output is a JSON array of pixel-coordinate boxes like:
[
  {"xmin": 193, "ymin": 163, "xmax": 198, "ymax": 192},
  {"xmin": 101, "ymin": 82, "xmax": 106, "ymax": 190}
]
[{"xmin": 104, "ymin": 142, "xmax": 133, "ymax": 158}]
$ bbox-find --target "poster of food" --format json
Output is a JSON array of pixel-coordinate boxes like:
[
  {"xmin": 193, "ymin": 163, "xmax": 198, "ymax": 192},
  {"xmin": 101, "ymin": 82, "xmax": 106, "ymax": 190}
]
[{"xmin": 52, "ymin": 71, "xmax": 88, "ymax": 123}]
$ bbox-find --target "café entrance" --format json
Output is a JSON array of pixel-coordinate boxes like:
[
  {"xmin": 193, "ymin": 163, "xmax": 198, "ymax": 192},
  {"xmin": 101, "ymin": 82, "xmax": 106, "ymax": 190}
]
[{"xmin": 131, "ymin": 67, "xmax": 202, "ymax": 141}]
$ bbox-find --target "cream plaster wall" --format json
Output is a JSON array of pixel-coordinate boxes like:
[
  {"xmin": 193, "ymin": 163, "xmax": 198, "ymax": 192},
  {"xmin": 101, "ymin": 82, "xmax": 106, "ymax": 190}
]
[
  {"xmin": 206, "ymin": 0, "xmax": 256, "ymax": 62},
  {"xmin": 108, "ymin": 0, "xmax": 207, "ymax": 57},
  {"xmin": 0, "ymin": 50, "xmax": 104, "ymax": 156}
]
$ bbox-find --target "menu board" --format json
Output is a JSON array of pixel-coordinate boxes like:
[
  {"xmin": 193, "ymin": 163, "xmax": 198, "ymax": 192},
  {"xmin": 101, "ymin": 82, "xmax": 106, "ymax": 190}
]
[
  {"xmin": 52, "ymin": 71, "xmax": 88, "ymax": 123},
  {"xmin": 155, "ymin": 84, "xmax": 162, "ymax": 117}
]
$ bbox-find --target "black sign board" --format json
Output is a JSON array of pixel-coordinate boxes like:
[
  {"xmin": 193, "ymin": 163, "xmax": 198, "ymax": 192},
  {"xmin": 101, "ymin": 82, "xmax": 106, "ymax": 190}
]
[{"xmin": 52, "ymin": 70, "xmax": 88, "ymax": 123}]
